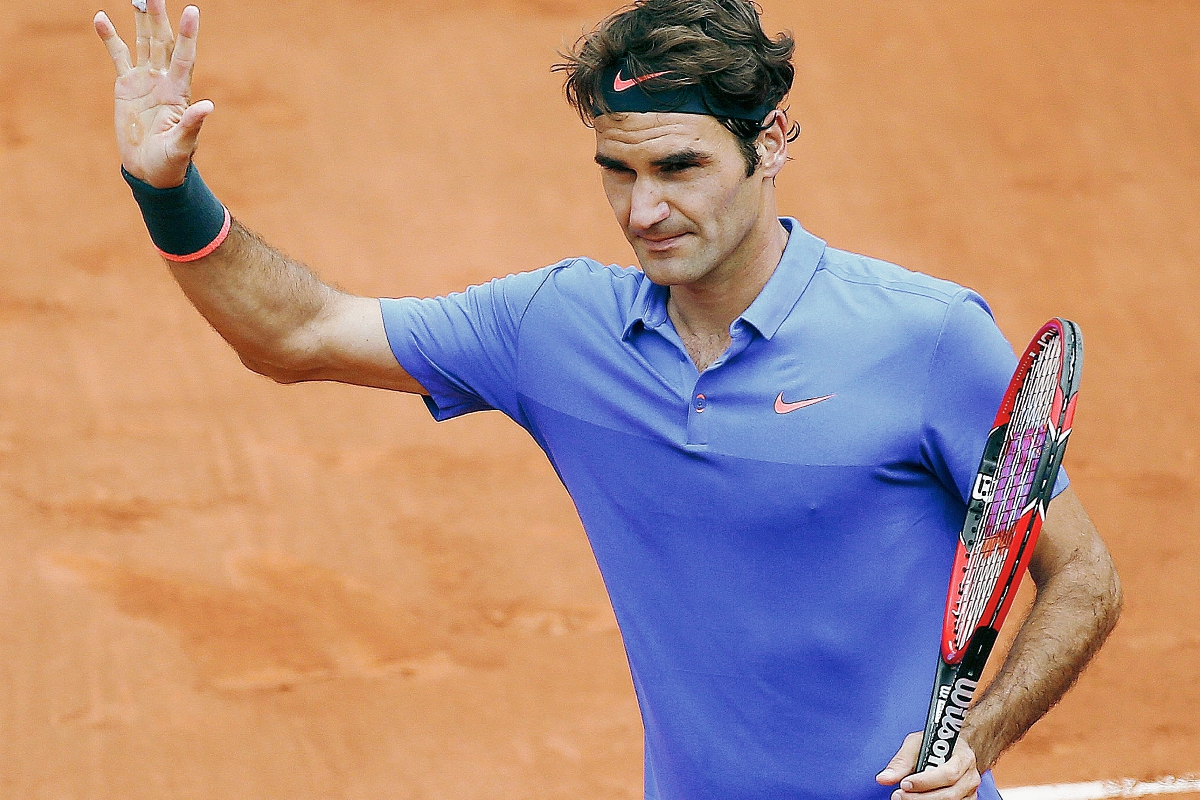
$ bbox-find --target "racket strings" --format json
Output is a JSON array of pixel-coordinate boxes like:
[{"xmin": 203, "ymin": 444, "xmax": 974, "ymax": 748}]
[{"xmin": 952, "ymin": 334, "xmax": 1063, "ymax": 649}]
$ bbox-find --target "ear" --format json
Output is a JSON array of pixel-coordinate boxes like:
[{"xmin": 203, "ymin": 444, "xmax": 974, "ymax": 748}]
[{"xmin": 757, "ymin": 110, "xmax": 792, "ymax": 179}]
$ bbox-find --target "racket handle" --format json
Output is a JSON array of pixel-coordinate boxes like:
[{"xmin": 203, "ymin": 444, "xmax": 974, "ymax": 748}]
[{"xmin": 915, "ymin": 627, "xmax": 998, "ymax": 772}]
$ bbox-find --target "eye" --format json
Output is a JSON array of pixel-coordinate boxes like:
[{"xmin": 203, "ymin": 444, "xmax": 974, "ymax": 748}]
[
  {"xmin": 599, "ymin": 163, "xmax": 635, "ymax": 176},
  {"xmin": 662, "ymin": 162, "xmax": 697, "ymax": 174}
]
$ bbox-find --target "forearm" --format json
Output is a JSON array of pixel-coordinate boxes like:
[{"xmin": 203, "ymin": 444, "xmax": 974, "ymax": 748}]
[
  {"xmin": 167, "ymin": 218, "xmax": 342, "ymax": 381},
  {"xmin": 962, "ymin": 495, "xmax": 1122, "ymax": 769}
]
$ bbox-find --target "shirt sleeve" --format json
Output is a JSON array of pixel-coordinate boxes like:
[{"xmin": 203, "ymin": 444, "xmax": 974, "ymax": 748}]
[
  {"xmin": 920, "ymin": 291, "xmax": 1069, "ymax": 504},
  {"xmin": 378, "ymin": 266, "xmax": 556, "ymax": 423}
]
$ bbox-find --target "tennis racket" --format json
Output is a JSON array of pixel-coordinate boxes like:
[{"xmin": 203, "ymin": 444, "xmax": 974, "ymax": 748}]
[{"xmin": 915, "ymin": 317, "xmax": 1083, "ymax": 772}]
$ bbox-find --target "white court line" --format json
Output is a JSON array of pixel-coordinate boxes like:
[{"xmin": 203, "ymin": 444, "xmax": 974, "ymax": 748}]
[{"xmin": 1004, "ymin": 777, "xmax": 1200, "ymax": 800}]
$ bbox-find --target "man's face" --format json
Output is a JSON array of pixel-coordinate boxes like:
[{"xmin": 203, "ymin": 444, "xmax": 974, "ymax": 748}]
[{"xmin": 594, "ymin": 112, "xmax": 770, "ymax": 289}]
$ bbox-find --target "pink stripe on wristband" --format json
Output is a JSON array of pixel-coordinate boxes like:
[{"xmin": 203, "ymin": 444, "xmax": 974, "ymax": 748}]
[{"xmin": 156, "ymin": 206, "xmax": 232, "ymax": 263}]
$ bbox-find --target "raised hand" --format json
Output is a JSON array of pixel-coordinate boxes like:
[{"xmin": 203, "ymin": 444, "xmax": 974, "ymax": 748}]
[{"xmin": 95, "ymin": 0, "xmax": 212, "ymax": 189}]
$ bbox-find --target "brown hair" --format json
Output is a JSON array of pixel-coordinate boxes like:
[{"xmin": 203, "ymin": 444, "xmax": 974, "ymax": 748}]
[{"xmin": 553, "ymin": 0, "xmax": 798, "ymax": 175}]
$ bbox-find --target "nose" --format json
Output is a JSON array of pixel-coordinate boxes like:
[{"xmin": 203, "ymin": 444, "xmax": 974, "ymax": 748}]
[{"xmin": 628, "ymin": 177, "xmax": 670, "ymax": 232}]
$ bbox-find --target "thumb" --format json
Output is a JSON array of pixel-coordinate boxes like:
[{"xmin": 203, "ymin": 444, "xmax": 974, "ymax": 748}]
[
  {"xmin": 876, "ymin": 731, "xmax": 923, "ymax": 785},
  {"xmin": 173, "ymin": 99, "xmax": 214, "ymax": 156}
]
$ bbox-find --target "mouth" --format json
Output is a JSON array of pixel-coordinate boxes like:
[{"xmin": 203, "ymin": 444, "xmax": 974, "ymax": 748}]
[{"xmin": 636, "ymin": 232, "xmax": 689, "ymax": 252}]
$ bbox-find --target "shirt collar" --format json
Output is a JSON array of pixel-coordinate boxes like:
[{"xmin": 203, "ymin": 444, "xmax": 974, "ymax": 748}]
[
  {"xmin": 738, "ymin": 217, "xmax": 826, "ymax": 340},
  {"xmin": 622, "ymin": 218, "xmax": 826, "ymax": 341},
  {"xmin": 622, "ymin": 264, "xmax": 670, "ymax": 339}
]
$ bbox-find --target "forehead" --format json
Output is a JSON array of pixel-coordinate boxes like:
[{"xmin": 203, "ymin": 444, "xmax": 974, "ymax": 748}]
[{"xmin": 593, "ymin": 112, "xmax": 739, "ymax": 158}]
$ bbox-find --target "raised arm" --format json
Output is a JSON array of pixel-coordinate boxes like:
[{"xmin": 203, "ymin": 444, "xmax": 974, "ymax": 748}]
[{"xmin": 94, "ymin": 0, "xmax": 423, "ymax": 393}]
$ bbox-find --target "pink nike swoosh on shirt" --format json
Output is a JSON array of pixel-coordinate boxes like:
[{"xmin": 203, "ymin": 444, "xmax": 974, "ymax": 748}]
[
  {"xmin": 613, "ymin": 69, "xmax": 669, "ymax": 92},
  {"xmin": 774, "ymin": 392, "xmax": 836, "ymax": 414}
]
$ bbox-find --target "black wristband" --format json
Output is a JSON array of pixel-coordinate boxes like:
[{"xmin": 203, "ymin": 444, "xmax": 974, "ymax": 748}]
[{"xmin": 122, "ymin": 162, "xmax": 231, "ymax": 262}]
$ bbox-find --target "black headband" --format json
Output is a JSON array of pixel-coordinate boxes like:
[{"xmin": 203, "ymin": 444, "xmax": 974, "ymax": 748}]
[{"xmin": 595, "ymin": 59, "xmax": 775, "ymax": 123}]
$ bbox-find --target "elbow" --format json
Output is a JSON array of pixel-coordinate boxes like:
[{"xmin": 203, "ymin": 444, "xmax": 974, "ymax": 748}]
[
  {"xmin": 1037, "ymin": 534, "xmax": 1124, "ymax": 647},
  {"xmin": 236, "ymin": 349, "xmax": 319, "ymax": 385},
  {"xmin": 1101, "ymin": 560, "xmax": 1124, "ymax": 636},
  {"xmin": 1076, "ymin": 543, "xmax": 1123, "ymax": 647},
  {"xmin": 1089, "ymin": 531, "xmax": 1123, "ymax": 637},
  {"xmin": 229, "ymin": 319, "xmax": 334, "ymax": 384}
]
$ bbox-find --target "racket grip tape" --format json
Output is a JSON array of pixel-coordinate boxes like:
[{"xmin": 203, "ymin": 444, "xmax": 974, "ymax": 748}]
[{"xmin": 915, "ymin": 627, "xmax": 999, "ymax": 772}]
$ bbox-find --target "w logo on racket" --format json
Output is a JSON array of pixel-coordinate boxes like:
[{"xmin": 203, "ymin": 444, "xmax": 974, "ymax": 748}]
[{"xmin": 971, "ymin": 474, "xmax": 996, "ymax": 503}]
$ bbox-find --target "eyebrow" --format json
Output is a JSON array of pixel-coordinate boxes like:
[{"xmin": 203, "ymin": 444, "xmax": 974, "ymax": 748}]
[
  {"xmin": 594, "ymin": 154, "xmax": 629, "ymax": 170},
  {"xmin": 652, "ymin": 149, "xmax": 711, "ymax": 170},
  {"xmin": 594, "ymin": 148, "xmax": 713, "ymax": 171}
]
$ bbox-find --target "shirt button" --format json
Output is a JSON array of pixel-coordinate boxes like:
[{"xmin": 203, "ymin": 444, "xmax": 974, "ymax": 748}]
[{"xmin": 694, "ymin": 393, "xmax": 707, "ymax": 412}]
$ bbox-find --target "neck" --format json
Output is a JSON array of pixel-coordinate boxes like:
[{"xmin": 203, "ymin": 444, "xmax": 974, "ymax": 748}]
[{"xmin": 668, "ymin": 212, "xmax": 789, "ymax": 343}]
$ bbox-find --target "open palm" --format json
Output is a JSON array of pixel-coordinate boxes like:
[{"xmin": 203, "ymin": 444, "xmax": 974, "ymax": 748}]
[{"xmin": 95, "ymin": 0, "xmax": 212, "ymax": 189}]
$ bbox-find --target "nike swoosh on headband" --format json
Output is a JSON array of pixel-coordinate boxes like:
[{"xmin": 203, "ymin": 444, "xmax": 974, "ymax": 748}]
[
  {"xmin": 774, "ymin": 392, "xmax": 836, "ymax": 414},
  {"xmin": 613, "ymin": 69, "xmax": 669, "ymax": 92}
]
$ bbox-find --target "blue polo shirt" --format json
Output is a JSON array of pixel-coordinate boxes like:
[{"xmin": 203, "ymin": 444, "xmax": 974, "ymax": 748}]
[{"xmin": 380, "ymin": 219, "xmax": 1047, "ymax": 800}]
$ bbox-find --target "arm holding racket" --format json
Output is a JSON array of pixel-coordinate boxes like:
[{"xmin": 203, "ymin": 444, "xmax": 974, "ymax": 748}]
[
  {"xmin": 877, "ymin": 488, "xmax": 1121, "ymax": 798},
  {"xmin": 955, "ymin": 487, "xmax": 1121, "ymax": 771},
  {"xmin": 879, "ymin": 318, "xmax": 1120, "ymax": 798}
]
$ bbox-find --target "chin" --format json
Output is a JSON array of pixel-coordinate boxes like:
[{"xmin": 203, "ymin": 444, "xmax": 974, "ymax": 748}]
[
  {"xmin": 633, "ymin": 243, "xmax": 700, "ymax": 283},
  {"xmin": 636, "ymin": 257, "xmax": 704, "ymax": 287},
  {"xmin": 638, "ymin": 250, "xmax": 725, "ymax": 288}
]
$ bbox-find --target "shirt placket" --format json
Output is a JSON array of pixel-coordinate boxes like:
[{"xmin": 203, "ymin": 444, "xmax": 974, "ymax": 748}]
[
  {"xmin": 686, "ymin": 382, "xmax": 710, "ymax": 446},
  {"xmin": 685, "ymin": 323, "xmax": 753, "ymax": 448}
]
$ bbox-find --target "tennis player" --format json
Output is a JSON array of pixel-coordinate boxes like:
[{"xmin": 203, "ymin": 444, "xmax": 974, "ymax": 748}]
[{"xmin": 94, "ymin": 0, "xmax": 1122, "ymax": 798}]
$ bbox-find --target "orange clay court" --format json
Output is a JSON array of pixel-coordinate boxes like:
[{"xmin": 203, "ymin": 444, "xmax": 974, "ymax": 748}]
[{"xmin": 0, "ymin": 0, "xmax": 1197, "ymax": 797}]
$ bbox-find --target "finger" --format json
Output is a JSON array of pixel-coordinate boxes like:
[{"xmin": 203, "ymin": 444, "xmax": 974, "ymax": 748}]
[
  {"xmin": 171, "ymin": 99, "xmax": 214, "ymax": 157},
  {"xmin": 896, "ymin": 768, "xmax": 981, "ymax": 800},
  {"xmin": 168, "ymin": 6, "xmax": 200, "ymax": 85},
  {"xmin": 901, "ymin": 762, "xmax": 962, "ymax": 794},
  {"xmin": 134, "ymin": 5, "xmax": 150, "ymax": 65},
  {"xmin": 147, "ymin": 0, "xmax": 175, "ymax": 71},
  {"xmin": 877, "ymin": 732, "xmax": 923, "ymax": 785},
  {"xmin": 94, "ymin": 12, "xmax": 134, "ymax": 76},
  {"xmin": 901, "ymin": 741, "xmax": 976, "ymax": 793}
]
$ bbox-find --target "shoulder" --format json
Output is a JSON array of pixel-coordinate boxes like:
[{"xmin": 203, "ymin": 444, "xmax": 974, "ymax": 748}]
[
  {"xmin": 816, "ymin": 245, "xmax": 972, "ymax": 308},
  {"xmin": 802, "ymin": 244, "xmax": 995, "ymax": 344},
  {"xmin": 400, "ymin": 257, "xmax": 646, "ymax": 351},
  {"xmin": 416, "ymin": 257, "xmax": 643, "ymax": 327},
  {"xmin": 532, "ymin": 257, "xmax": 644, "ymax": 300},
  {"xmin": 476, "ymin": 257, "xmax": 643, "ymax": 309},
  {"xmin": 513, "ymin": 257, "xmax": 648, "ymax": 329},
  {"xmin": 781, "ymin": 242, "xmax": 1005, "ymax": 380}
]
